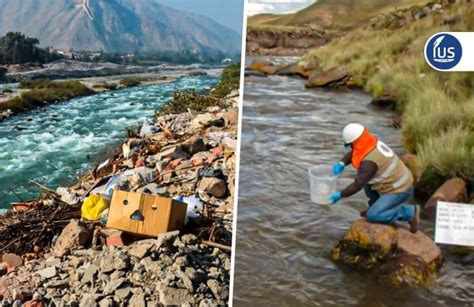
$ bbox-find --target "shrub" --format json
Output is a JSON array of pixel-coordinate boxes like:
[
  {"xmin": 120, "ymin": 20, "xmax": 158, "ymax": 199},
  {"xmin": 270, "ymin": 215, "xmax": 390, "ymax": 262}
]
[
  {"xmin": 212, "ymin": 64, "xmax": 241, "ymax": 98},
  {"xmin": 157, "ymin": 89, "xmax": 217, "ymax": 116},
  {"xmin": 120, "ymin": 78, "xmax": 142, "ymax": 87},
  {"xmin": 0, "ymin": 80, "xmax": 93, "ymax": 112},
  {"xmin": 2, "ymin": 86, "xmax": 13, "ymax": 93}
]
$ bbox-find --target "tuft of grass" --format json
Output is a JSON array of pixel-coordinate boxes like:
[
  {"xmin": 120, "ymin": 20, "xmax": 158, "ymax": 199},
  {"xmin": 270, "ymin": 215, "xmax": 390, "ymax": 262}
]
[
  {"xmin": 120, "ymin": 78, "xmax": 142, "ymax": 87},
  {"xmin": 0, "ymin": 79, "xmax": 93, "ymax": 112},
  {"xmin": 302, "ymin": 2, "xmax": 474, "ymax": 181},
  {"xmin": 417, "ymin": 126, "xmax": 474, "ymax": 180},
  {"xmin": 212, "ymin": 64, "xmax": 241, "ymax": 98}
]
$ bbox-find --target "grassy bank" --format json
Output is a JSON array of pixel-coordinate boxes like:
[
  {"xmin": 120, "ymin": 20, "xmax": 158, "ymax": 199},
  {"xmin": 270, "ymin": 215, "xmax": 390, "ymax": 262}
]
[
  {"xmin": 158, "ymin": 64, "xmax": 240, "ymax": 116},
  {"xmin": 302, "ymin": 2, "xmax": 474, "ymax": 182},
  {"xmin": 1, "ymin": 79, "xmax": 94, "ymax": 113}
]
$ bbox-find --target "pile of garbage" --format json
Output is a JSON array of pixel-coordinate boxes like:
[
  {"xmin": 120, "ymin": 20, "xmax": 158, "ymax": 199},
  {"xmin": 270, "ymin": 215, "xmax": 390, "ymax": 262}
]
[{"xmin": 0, "ymin": 88, "xmax": 239, "ymax": 306}]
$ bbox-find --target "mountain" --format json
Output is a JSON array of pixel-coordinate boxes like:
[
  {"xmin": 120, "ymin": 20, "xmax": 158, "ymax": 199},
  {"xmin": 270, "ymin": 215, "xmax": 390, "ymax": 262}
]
[
  {"xmin": 248, "ymin": 0, "xmax": 428, "ymax": 30},
  {"xmin": 0, "ymin": 0, "xmax": 241, "ymax": 53}
]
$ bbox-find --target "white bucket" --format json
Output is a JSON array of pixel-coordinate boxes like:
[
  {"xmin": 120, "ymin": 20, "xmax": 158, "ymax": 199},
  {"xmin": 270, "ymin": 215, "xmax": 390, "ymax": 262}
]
[{"xmin": 308, "ymin": 165, "xmax": 338, "ymax": 204}]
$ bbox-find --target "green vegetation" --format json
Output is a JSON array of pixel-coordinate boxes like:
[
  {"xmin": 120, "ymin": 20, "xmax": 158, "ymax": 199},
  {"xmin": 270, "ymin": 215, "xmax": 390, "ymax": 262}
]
[
  {"xmin": 1, "ymin": 79, "xmax": 93, "ymax": 112},
  {"xmin": 303, "ymin": 2, "xmax": 474, "ymax": 180},
  {"xmin": 92, "ymin": 82, "xmax": 118, "ymax": 90},
  {"xmin": 212, "ymin": 64, "xmax": 241, "ymax": 98},
  {"xmin": 120, "ymin": 78, "xmax": 142, "ymax": 87},
  {"xmin": 158, "ymin": 64, "xmax": 241, "ymax": 116},
  {"xmin": 0, "ymin": 32, "xmax": 62, "ymax": 65},
  {"xmin": 157, "ymin": 89, "xmax": 218, "ymax": 116},
  {"xmin": 2, "ymin": 87, "xmax": 13, "ymax": 93}
]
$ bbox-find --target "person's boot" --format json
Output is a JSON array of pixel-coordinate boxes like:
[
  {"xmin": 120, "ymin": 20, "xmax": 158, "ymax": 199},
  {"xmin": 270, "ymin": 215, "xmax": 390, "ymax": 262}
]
[{"xmin": 409, "ymin": 205, "xmax": 420, "ymax": 233}]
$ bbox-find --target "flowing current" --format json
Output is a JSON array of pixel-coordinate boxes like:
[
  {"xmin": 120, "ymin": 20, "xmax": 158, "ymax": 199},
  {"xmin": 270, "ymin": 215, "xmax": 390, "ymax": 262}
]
[
  {"xmin": 0, "ymin": 74, "xmax": 218, "ymax": 208},
  {"xmin": 233, "ymin": 58, "xmax": 474, "ymax": 306}
]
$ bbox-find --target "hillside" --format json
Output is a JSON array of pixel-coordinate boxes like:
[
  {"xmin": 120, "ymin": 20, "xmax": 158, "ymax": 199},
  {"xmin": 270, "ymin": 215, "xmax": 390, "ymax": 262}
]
[
  {"xmin": 0, "ymin": 0, "xmax": 241, "ymax": 53},
  {"xmin": 247, "ymin": 0, "xmax": 430, "ymax": 55},
  {"xmin": 248, "ymin": 0, "xmax": 429, "ymax": 30}
]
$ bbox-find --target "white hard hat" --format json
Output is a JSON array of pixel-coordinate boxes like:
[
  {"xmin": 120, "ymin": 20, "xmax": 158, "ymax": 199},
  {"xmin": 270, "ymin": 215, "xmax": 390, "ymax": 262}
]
[{"xmin": 342, "ymin": 123, "xmax": 365, "ymax": 144}]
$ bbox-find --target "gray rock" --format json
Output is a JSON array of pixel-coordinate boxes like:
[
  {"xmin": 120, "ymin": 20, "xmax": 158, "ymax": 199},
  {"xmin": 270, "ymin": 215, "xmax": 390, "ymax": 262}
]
[
  {"xmin": 181, "ymin": 234, "xmax": 198, "ymax": 245},
  {"xmin": 199, "ymin": 299, "xmax": 219, "ymax": 307},
  {"xmin": 81, "ymin": 264, "xmax": 99, "ymax": 284},
  {"xmin": 115, "ymin": 287, "xmax": 132, "ymax": 299},
  {"xmin": 198, "ymin": 177, "xmax": 227, "ymax": 198},
  {"xmin": 36, "ymin": 266, "xmax": 57, "ymax": 279},
  {"xmin": 129, "ymin": 293, "xmax": 146, "ymax": 307},
  {"xmin": 158, "ymin": 286, "xmax": 195, "ymax": 305},
  {"xmin": 207, "ymin": 279, "xmax": 222, "ymax": 300},
  {"xmin": 98, "ymin": 298, "xmax": 114, "ymax": 307},
  {"xmin": 129, "ymin": 242, "xmax": 153, "ymax": 259},
  {"xmin": 80, "ymin": 293, "xmax": 99, "ymax": 307},
  {"xmin": 100, "ymin": 251, "xmax": 129, "ymax": 273},
  {"xmin": 103, "ymin": 277, "xmax": 126, "ymax": 295},
  {"xmin": 156, "ymin": 230, "xmax": 180, "ymax": 249}
]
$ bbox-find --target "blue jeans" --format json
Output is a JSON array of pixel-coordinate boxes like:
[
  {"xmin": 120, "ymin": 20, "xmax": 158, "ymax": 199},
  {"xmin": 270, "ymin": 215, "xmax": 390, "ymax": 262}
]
[{"xmin": 364, "ymin": 185, "xmax": 415, "ymax": 223}]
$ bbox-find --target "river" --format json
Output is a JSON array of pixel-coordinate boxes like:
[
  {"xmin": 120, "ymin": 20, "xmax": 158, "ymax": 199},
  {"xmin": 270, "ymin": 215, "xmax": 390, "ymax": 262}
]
[
  {"xmin": 233, "ymin": 58, "xmax": 474, "ymax": 306},
  {"xmin": 0, "ymin": 72, "xmax": 219, "ymax": 208}
]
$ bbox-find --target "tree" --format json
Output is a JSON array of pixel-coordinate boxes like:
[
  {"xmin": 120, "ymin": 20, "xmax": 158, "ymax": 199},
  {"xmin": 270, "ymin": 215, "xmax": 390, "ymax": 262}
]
[
  {"xmin": 0, "ymin": 32, "xmax": 61, "ymax": 65},
  {"xmin": 0, "ymin": 66, "xmax": 7, "ymax": 83}
]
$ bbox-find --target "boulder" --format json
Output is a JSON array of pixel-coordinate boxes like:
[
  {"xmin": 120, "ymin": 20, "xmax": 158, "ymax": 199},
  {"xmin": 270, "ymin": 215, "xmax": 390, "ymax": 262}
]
[
  {"xmin": 424, "ymin": 177, "xmax": 468, "ymax": 215},
  {"xmin": 156, "ymin": 230, "xmax": 179, "ymax": 249},
  {"xmin": 198, "ymin": 177, "xmax": 227, "ymax": 198},
  {"xmin": 274, "ymin": 62, "xmax": 313, "ymax": 78},
  {"xmin": 182, "ymin": 136, "xmax": 207, "ymax": 155},
  {"xmin": 332, "ymin": 220, "xmax": 442, "ymax": 286},
  {"xmin": 54, "ymin": 220, "xmax": 91, "ymax": 257},
  {"xmin": 248, "ymin": 59, "xmax": 281, "ymax": 75},
  {"xmin": 2, "ymin": 253, "xmax": 23, "ymax": 269},
  {"xmin": 305, "ymin": 66, "xmax": 348, "ymax": 88},
  {"xmin": 223, "ymin": 109, "xmax": 239, "ymax": 126},
  {"xmin": 371, "ymin": 90, "xmax": 396, "ymax": 108}
]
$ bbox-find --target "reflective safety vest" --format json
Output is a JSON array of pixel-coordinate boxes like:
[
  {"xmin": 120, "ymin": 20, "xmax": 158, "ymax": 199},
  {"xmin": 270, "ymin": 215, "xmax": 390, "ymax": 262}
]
[{"xmin": 364, "ymin": 141, "xmax": 413, "ymax": 194}]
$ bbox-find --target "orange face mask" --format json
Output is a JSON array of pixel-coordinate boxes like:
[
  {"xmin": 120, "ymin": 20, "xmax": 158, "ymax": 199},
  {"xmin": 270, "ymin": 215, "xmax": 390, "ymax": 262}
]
[{"xmin": 351, "ymin": 129, "xmax": 378, "ymax": 169}]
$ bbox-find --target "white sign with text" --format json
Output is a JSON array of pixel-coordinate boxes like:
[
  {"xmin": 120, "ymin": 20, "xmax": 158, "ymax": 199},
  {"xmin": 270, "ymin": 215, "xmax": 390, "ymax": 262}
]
[{"xmin": 435, "ymin": 201, "xmax": 474, "ymax": 247}]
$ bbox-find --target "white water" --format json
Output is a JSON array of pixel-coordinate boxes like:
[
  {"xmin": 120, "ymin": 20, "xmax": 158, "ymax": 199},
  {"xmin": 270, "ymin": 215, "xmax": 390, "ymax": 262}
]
[{"xmin": 0, "ymin": 75, "xmax": 217, "ymax": 207}]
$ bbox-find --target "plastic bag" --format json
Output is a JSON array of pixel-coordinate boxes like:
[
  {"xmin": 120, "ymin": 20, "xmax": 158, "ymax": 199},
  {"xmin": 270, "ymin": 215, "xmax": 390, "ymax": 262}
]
[{"xmin": 81, "ymin": 195, "xmax": 109, "ymax": 221}]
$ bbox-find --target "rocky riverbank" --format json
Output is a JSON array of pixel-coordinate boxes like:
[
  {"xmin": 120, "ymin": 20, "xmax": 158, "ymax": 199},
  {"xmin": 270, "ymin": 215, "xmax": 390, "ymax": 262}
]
[
  {"xmin": 246, "ymin": 26, "xmax": 331, "ymax": 56},
  {"xmin": 0, "ymin": 69, "xmax": 239, "ymax": 306}
]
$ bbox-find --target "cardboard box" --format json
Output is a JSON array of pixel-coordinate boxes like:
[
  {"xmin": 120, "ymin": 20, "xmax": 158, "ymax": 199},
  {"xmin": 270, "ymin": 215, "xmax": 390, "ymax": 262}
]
[{"xmin": 106, "ymin": 190, "xmax": 187, "ymax": 237}]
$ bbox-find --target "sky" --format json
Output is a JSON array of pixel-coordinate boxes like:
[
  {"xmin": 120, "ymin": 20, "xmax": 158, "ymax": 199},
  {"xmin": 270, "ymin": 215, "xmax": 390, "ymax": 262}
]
[
  {"xmin": 156, "ymin": 0, "xmax": 244, "ymax": 34},
  {"xmin": 247, "ymin": 0, "xmax": 316, "ymax": 16}
]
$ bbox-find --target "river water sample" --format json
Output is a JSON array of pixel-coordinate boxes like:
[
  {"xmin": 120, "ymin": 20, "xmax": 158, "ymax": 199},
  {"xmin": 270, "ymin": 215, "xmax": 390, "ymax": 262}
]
[
  {"xmin": 308, "ymin": 165, "xmax": 337, "ymax": 205},
  {"xmin": 0, "ymin": 74, "xmax": 218, "ymax": 208}
]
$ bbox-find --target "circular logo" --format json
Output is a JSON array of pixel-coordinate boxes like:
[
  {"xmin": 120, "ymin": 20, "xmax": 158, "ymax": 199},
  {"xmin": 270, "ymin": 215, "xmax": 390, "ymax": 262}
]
[{"xmin": 425, "ymin": 33, "xmax": 462, "ymax": 70}]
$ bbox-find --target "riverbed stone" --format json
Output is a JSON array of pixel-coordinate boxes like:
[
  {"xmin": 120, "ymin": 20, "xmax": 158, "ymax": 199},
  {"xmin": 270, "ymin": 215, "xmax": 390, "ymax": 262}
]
[
  {"xmin": 332, "ymin": 219, "xmax": 442, "ymax": 286},
  {"xmin": 305, "ymin": 66, "xmax": 348, "ymax": 88}
]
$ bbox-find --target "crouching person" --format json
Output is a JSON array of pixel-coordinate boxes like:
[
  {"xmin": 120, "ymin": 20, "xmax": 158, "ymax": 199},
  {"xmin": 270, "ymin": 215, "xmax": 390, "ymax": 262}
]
[{"xmin": 329, "ymin": 123, "xmax": 420, "ymax": 233}]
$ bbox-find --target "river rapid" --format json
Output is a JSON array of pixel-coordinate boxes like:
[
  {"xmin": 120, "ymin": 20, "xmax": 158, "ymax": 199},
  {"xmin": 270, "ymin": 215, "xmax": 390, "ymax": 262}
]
[
  {"xmin": 0, "ymin": 72, "xmax": 219, "ymax": 208},
  {"xmin": 233, "ymin": 57, "xmax": 474, "ymax": 306}
]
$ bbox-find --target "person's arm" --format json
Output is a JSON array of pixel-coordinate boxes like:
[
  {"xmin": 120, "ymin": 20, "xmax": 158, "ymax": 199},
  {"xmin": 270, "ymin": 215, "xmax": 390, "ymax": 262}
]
[
  {"xmin": 340, "ymin": 150, "xmax": 352, "ymax": 166},
  {"xmin": 340, "ymin": 161, "xmax": 378, "ymax": 197},
  {"xmin": 332, "ymin": 150, "xmax": 352, "ymax": 175}
]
